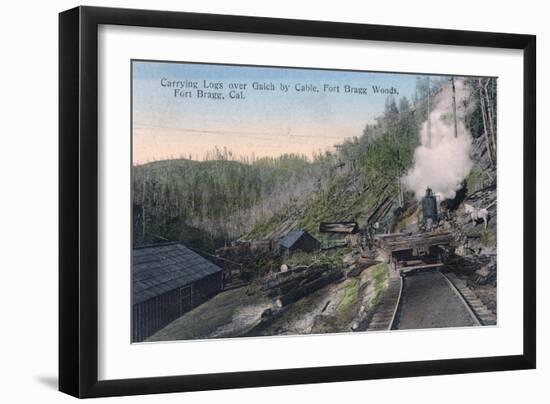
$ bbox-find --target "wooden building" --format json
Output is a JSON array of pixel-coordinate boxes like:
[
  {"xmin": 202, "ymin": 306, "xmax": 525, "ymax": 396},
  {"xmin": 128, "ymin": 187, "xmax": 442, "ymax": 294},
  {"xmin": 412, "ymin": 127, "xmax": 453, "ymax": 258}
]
[
  {"xmin": 279, "ymin": 230, "xmax": 321, "ymax": 255},
  {"xmin": 250, "ymin": 239, "xmax": 279, "ymax": 254},
  {"xmin": 132, "ymin": 242, "xmax": 223, "ymax": 342},
  {"xmin": 319, "ymin": 221, "xmax": 360, "ymax": 247},
  {"xmin": 216, "ymin": 239, "xmax": 279, "ymax": 257}
]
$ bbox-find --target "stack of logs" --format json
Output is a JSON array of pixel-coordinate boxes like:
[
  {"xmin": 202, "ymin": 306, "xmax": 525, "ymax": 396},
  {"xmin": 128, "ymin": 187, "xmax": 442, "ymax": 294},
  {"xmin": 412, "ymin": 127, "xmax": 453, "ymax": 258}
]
[
  {"xmin": 445, "ymin": 254, "xmax": 497, "ymax": 286},
  {"xmin": 263, "ymin": 265, "xmax": 344, "ymax": 307}
]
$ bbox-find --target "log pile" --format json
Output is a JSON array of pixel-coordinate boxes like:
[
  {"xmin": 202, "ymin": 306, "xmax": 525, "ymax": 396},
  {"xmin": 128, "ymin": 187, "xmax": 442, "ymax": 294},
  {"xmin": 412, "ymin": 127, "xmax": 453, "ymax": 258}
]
[
  {"xmin": 263, "ymin": 265, "xmax": 344, "ymax": 307},
  {"xmin": 347, "ymin": 258, "xmax": 381, "ymax": 278},
  {"xmin": 473, "ymin": 260, "xmax": 497, "ymax": 286},
  {"xmin": 446, "ymin": 254, "xmax": 493, "ymax": 272},
  {"xmin": 445, "ymin": 253, "xmax": 497, "ymax": 286},
  {"xmin": 276, "ymin": 269, "xmax": 344, "ymax": 307},
  {"xmin": 466, "ymin": 184, "xmax": 496, "ymax": 206}
]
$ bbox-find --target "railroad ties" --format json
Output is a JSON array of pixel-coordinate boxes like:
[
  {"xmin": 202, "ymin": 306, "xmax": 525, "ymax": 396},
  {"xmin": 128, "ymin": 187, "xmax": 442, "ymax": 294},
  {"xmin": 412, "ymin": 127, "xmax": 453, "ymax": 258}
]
[
  {"xmin": 366, "ymin": 273, "xmax": 402, "ymax": 331},
  {"xmin": 364, "ymin": 269, "xmax": 495, "ymax": 331},
  {"xmin": 444, "ymin": 273, "xmax": 497, "ymax": 325}
]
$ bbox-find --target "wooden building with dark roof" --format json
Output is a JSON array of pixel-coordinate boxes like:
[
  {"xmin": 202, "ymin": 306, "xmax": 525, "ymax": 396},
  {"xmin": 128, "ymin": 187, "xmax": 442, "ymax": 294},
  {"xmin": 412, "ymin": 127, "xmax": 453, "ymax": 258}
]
[
  {"xmin": 319, "ymin": 221, "xmax": 361, "ymax": 247},
  {"xmin": 279, "ymin": 230, "xmax": 320, "ymax": 255},
  {"xmin": 132, "ymin": 242, "xmax": 223, "ymax": 342}
]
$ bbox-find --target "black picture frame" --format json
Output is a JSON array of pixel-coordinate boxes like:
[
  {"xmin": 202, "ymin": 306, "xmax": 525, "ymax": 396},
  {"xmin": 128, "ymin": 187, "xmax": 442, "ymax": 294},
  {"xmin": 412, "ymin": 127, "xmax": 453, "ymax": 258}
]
[{"xmin": 59, "ymin": 5, "xmax": 536, "ymax": 398}]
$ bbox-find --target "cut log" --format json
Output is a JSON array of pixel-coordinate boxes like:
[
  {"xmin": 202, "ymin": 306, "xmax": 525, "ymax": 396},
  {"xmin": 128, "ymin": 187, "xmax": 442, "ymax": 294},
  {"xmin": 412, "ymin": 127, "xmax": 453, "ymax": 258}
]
[
  {"xmin": 348, "ymin": 259, "xmax": 382, "ymax": 277},
  {"xmin": 266, "ymin": 266, "xmax": 333, "ymax": 297},
  {"xmin": 276, "ymin": 269, "xmax": 344, "ymax": 307},
  {"xmin": 263, "ymin": 266, "xmax": 329, "ymax": 290},
  {"xmin": 223, "ymin": 280, "xmax": 248, "ymax": 291},
  {"xmin": 284, "ymin": 265, "xmax": 312, "ymax": 274}
]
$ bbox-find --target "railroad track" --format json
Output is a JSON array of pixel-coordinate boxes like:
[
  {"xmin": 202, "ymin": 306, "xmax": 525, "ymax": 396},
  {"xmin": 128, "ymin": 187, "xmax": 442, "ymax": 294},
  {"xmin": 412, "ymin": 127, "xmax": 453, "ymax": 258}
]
[
  {"xmin": 366, "ymin": 269, "xmax": 495, "ymax": 331},
  {"xmin": 443, "ymin": 273, "xmax": 496, "ymax": 325},
  {"xmin": 365, "ymin": 273, "xmax": 402, "ymax": 331}
]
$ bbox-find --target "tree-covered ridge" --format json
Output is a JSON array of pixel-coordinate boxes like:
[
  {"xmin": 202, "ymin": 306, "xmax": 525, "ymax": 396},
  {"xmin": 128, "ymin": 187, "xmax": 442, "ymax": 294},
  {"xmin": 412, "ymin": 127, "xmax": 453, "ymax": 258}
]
[
  {"xmin": 245, "ymin": 76, "xmax": 496, "ymax": 240},
  {"xmin": 233, "ymin": 96, "xmax": 425, "ymax": 242},
  {"xmin": 285, "ymin": 94, "xmax": 423, "ymax": 237},
  {"xmin": 133, "ymin": 76, "xmax": 493, "ymax": 255},
  {"xmin": 133, "ymin": 153, "xmax": 331, "ymax": 249}
]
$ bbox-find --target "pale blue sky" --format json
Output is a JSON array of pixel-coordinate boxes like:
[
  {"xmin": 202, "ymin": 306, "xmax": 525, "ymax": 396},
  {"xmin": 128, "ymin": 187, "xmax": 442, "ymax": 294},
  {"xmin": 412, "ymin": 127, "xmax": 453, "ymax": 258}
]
[{"xmin": 132, "ymin": 60, "xmax": 423, "ymax": 164}]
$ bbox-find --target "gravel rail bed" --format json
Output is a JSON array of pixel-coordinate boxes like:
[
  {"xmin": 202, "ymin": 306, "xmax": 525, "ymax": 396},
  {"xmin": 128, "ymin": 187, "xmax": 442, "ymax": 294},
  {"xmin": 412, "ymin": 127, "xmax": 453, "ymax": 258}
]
[{"xmin": 394, "ymin": 271, "xmax": 478, "ymax": 330}]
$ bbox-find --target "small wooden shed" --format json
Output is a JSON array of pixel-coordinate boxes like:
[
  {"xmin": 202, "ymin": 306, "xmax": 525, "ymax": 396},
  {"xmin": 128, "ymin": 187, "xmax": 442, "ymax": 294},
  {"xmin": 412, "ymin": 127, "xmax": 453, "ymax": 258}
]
[
  {"xmin": 319, "ymin": 221, "xmax": 360, "ymax": 247},
  {"xmin": 132, "ymin": 242, "xmax": 223, "ymax": 342},
  {"xmin": 279, "ymin": 230, "xmax": 320, "ymax": 255}
]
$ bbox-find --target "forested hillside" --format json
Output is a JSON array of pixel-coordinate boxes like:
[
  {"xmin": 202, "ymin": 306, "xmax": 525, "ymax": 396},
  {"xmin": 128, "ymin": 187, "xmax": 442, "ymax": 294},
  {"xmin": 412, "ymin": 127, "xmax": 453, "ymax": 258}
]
[
  {"xmin": 133, "ymin": 76, "xmax": 496, "ymax": 255},
  {"xmin": 133, "ymin": 152, "xmax": 332, "ymax": 250},
  {"xmin": 245, "ymin": 86, "xmax": 426, "ymax": 241}
]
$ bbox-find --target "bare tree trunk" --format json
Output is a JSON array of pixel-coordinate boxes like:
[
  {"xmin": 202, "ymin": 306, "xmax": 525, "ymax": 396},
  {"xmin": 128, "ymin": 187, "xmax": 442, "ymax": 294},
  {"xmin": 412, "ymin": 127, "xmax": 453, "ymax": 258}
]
[
  {"xmin": 141, "ymin": 174, "xmax": 147, "ymax": 240},
  {"xmin": 427, "ymin": 77, "xmax": 431, "ymax": 147},
  {"xmin": 483, "ymin": 79, "xmax": 497, "ymax": 163},
  {"xmin": 478, "ymin": 78, "xmax": 495, "ymax": 168},
  {"xmin": 397, "ymin": 171, "xmax": 403, "ymax": 208},
  {"xmin": 451, "ymin": 77, "xmax": 458, "ymax": 138}
]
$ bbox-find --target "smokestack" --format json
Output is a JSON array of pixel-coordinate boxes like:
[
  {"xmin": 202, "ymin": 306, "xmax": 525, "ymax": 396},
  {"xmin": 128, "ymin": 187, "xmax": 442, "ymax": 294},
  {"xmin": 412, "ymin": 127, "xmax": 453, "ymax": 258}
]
[{"xmin": 421, "ymin": 186, "xmax": 438, "ymax": 230}]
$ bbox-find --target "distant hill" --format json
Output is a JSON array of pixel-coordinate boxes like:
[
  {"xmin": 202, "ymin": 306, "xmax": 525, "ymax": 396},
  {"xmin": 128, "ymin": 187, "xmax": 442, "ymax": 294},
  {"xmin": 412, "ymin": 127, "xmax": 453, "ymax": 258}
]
[
  {"xmin": 132, "ymin": 154, "xmax": 320, "ymax": 250},
  {"xmin": 133, "ymin": 78, "xmax": 492, "ymax": 258}
]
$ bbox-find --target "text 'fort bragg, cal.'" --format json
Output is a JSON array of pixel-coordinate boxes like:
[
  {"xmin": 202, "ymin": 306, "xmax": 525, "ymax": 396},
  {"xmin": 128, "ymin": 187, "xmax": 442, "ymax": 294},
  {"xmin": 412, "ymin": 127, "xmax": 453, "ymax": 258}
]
[{"xmin": 160, "ymin": 78, "xmax": 400, "ymax": 100}]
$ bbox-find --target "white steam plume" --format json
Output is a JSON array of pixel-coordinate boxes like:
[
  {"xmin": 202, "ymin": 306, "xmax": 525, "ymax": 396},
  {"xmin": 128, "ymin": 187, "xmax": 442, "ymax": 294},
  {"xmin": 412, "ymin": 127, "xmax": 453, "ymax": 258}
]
[{"xmin": 402, "ymin": 78, "xmax": 473, "ymax": 201}]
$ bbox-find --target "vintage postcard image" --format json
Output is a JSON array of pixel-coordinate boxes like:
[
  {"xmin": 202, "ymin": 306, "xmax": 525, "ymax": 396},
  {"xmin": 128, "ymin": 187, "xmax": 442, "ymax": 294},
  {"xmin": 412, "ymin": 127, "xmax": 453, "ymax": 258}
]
[{"xmin": 131, "ymin": 61, "xmax": 497, "ymax": 343}]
